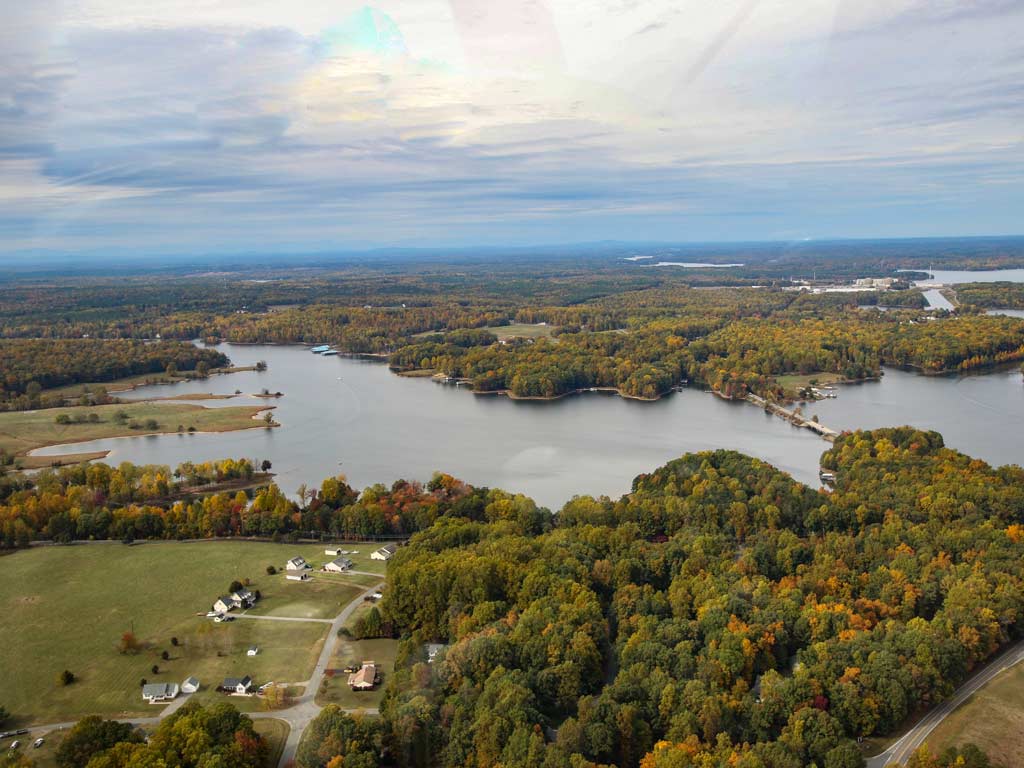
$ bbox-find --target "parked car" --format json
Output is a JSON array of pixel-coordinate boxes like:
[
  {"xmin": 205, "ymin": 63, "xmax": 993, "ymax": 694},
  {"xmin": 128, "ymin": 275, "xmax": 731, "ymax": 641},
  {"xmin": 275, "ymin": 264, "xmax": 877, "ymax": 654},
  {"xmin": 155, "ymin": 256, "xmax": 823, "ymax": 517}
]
[
  {"xmin": 0, "ymin": 733, "xmax": 11, "ymax": 740},
  {"xmin": 9, "ymin": 741, "xmax": 20, "ymax": 750},
  {"xmin": 33, "ymin": 738, "xmax": 44, "ymax": 749},
  {"xmin": 14, "ymin": 730, "xmax": 28, "ymax": 736}
]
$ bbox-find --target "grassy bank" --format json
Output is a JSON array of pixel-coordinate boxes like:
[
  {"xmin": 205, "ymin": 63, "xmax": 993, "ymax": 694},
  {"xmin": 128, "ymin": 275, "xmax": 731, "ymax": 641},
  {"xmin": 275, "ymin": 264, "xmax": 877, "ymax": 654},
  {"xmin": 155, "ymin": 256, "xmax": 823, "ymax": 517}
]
[{"xmin": 0, "ymin": 400, "xmax": 274, "ymax": 463}]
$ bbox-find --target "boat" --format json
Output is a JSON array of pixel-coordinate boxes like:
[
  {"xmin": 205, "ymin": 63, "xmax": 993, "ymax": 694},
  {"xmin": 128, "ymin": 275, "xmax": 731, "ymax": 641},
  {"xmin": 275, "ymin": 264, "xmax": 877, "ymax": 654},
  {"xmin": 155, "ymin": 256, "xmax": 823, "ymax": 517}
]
[
  {"xmin": 310, "ymin": 345, "xmax": 331, "ymax": 353},
  {"xmin": 321, "ymin": 349, "xmax": 339, "ymax": 356}
]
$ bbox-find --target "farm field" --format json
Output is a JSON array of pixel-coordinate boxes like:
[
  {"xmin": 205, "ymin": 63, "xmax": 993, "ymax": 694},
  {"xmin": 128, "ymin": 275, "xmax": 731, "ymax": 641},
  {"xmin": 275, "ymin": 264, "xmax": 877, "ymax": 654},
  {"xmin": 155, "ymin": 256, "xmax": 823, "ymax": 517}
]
[
  {"xmin": 0, "ymin": 542, "xmax": 363, "ymax": 724},
  {"xmin": 316, "ymin": 637, "xmax": 398, "ymax": 711},
  {"xmin": 0, "ymin": 400, "xmax": 272, "ymax": 461},
  {"xmin": 926, "ymin": 662, "xmax": 1024, "ymax": 766}
]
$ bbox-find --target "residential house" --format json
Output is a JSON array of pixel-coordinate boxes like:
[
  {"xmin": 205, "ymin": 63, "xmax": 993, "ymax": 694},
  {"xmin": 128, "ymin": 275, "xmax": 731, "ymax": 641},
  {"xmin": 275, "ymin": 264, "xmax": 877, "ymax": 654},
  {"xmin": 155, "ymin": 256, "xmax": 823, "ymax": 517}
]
[
  {"xmin": 324, "ymin": 556, "xmax": 353, "ymax": 573},
  {"xmin": 348, "ymin": 661, "xmax": 377, "ymax": 691},
  {"xmin": 247, "ymin": 646, "xmax": 259, "ymax": 657},
  {"xmin": 181, "ymin": 677, "xmax": 200, "ymax": 694},
  {"xmin": 325, "ymin": 547, "xmax": 343, "ymax": 556},
  {"xmin": 213, "ymin": 596, "xmax": 235, "ymax": 614},
  {"xmin": 370, "ymin": 543, "xmax": 397, "ymax": 561},
  {"xmin": 142, "ymin": 682, "xmax": 179, "ymax": 702},
  {"xmin": 222, "ymin": 676, "xmax": 253, "ymax": 694},
  {"xmin": 231, "ymin": 588, "xmax": 256, "ymax": 607},
  {"xmin": 286, "ymin": 556, "xmax": 309, "ymax": 571}
]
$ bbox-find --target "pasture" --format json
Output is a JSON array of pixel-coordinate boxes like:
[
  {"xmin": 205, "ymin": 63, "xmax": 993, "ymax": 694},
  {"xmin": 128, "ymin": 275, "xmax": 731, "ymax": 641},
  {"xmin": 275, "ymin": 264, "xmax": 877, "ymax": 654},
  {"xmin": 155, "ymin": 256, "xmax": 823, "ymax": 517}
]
[{"xmin": 0, "ymin": 541, "xmax": 371, "ymax": 724}]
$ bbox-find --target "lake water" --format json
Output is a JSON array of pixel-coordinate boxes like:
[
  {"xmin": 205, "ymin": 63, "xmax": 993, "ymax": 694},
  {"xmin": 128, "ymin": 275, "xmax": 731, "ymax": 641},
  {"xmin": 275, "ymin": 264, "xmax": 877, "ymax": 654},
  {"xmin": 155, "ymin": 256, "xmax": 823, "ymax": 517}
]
[
  {"xmin": 31, "ymin": 344, "xmax": 1024, "ymax": 509},
  {"xmin": 909, "ymin": 268, "xmax": 1024, "ymax": 285}
]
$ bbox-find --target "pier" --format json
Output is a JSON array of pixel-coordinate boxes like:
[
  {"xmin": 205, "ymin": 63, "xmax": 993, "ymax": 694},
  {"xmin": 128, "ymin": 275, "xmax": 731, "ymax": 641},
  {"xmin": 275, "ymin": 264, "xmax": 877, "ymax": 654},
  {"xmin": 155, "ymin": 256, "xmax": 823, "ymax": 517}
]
[{"xmin": 745, "ymin": 393, "xmax": 840, "ymax": 441}]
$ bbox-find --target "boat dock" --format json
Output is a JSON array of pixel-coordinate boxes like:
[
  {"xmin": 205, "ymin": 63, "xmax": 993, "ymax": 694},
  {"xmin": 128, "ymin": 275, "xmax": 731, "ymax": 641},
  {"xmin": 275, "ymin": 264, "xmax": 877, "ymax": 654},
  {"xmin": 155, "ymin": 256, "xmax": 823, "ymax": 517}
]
[{"xmin": 745, "ymin": 393, "xmax": 840, "ymax": 441}]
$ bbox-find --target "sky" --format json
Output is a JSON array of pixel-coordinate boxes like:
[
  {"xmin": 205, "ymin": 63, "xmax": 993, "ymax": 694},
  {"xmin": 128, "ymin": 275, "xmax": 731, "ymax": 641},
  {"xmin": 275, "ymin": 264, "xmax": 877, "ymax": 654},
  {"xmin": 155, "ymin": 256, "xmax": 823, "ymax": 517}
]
[{"xmin": 1, "ymin": 0, "xmax": 1023, "ymax": 258}]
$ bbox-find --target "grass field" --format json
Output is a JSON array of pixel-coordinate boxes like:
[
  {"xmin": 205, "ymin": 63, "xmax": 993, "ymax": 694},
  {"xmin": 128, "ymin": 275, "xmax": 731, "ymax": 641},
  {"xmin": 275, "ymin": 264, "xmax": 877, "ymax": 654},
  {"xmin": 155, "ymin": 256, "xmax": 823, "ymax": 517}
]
[
  {"xmin": 254, "ymin": 719, "xmax": 290, "ymax": 767},
  {"xmin": 248, "ymin": 575, "xmax": 364, "ymax": 620},
  {"xmin": 316, "ymin": 637, "xmax": 398, "ymax": 711},
  {"xmin": 482, "ymin": 323, "xmax": 556, "ymax": 340},
  {"xmin": 776, "ymin": 372, "xmax": 845, "ymax": 391},
  {"xmin": 926, "ymin": 662, "xmax": 1024, "ymax": 766},
  {"xmin": 0, "ymin": 400, "xmax": 272, "ymax": 462},
  {"xmin": 0, "ymin": 542, "xmax": 365, "ymax": 724}
]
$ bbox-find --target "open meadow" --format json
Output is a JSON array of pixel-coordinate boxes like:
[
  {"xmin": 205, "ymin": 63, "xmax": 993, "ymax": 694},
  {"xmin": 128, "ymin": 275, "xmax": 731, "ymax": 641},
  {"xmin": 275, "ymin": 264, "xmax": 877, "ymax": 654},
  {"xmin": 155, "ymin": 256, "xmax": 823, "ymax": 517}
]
[
  {"xmin": 0, "ymin": 400, "xmax": 272, "ymax": 463},
  {"xmin": 926, "ymin": 662, "xmax": 1024, "ymax": 766},
  {"xmin": 0, "ymin": 542, "xmax": 376, "ymax": 724}
]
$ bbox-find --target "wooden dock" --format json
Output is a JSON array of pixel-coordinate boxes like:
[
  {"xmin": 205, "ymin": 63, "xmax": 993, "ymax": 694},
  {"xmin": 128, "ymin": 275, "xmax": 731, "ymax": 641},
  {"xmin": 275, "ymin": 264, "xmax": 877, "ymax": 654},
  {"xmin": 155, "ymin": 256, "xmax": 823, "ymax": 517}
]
[{"xmin": 746, "ymin": 393, "xmax": 840, "ymax": 441}]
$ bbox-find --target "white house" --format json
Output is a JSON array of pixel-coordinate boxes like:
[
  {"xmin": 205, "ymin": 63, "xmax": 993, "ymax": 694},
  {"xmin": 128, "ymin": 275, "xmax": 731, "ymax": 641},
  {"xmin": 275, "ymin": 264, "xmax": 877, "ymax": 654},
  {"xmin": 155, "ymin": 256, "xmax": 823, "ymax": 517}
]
[
  {"xmin": 222, "ymin": 676, "xmax": 253, "ymax": 694},
  {"xmin": 247, "ymin": 646, "xmax": 259, "ymax": 657},
  {"xmin": 347, "ymin": 661, "xmax": 377, "ymax": 691},
  {"xmin": 285, "ymin": 571, "xmax": 310, "ymax": 582},
  {"xmin": 286, "ymin": 556, "xmax": 309, "ymax": 571},
  {"xmin": 425, "ymin": 644, "xmax": 448, "ymax": 664},
  {"xmin": 371, "ymin": 543, "xmax": 397, "ymax": 561},
  {"xmin": 231, "ymin": 588, "xmax": 256, "ymax": 607},
  {"xmin": 181, "ymin": 677, "xmax": 200, "ymax": 694},
  {"xmin": 325, "ymin": 547, "xmax": 343, "ymax": 556},
  {"xmin": 324, "ymin": 556, "xmax": 353, "ymax": 573},
  {"xmin": 142, "ymin": 682, "xmax": 179, "ymax": 702},
  {"xmin": 213, "ymin": 596, "xmax": 235, "ymax": 614}
]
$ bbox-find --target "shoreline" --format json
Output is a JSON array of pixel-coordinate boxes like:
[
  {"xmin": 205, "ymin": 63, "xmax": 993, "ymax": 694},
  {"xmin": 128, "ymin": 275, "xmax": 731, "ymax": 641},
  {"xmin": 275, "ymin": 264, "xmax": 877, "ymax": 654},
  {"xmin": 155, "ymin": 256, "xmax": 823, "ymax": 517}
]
[{"xmin": 18, "ymin": 405, "xmax": 278, "ymax": 467}]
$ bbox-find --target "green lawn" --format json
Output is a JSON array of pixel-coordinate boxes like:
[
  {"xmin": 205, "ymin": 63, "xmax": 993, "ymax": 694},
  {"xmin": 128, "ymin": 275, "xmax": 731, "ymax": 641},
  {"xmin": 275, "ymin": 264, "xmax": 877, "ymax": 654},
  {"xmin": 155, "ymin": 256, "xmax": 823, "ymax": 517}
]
[
  {"xmin": 0, "ymin": 400, "xmax": 272, "ymax": 461},
  {"xmin": 482, "ymin": 323, "xmax": 556, "ymax": 339},
  {"xmin": 315, "ymin": 638, "xmax": 398, "ymax": 711},
  {"xmin": 0, "ymin": 542, "xmax": 361, "ymax": 724},
  {"xmin": 775, "ymin": 372, "xmax": 845, "ymax": 391},
  {"xmin": 247, "ymin": 575, "xmax": 364, "ymax": 620},
  {"xmin": 926, "ymin": 662, "xmax": 1024, "ymax": 766}
]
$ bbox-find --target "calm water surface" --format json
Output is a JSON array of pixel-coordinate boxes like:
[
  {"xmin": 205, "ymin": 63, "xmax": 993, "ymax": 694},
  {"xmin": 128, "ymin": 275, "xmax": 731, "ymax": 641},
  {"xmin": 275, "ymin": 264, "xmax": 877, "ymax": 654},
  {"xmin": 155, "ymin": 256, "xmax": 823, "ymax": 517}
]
[{"xmin": 33, "ymin": 344, "xmax": 1024, "ymax": 508}]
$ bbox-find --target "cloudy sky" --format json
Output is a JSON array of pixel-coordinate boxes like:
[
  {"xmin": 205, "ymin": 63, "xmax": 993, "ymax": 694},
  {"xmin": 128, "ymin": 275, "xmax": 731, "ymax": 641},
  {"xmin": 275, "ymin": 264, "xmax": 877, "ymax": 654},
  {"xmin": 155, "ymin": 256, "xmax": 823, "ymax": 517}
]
[{"xmin": 2, "ymin": 0, "xmax": 1022, "ymax": 257}]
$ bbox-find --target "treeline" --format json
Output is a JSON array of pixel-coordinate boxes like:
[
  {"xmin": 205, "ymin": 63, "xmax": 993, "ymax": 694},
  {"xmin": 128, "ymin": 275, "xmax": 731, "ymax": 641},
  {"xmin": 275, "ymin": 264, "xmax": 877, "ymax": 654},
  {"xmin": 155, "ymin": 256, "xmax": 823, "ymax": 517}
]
[
  {"xmin": 352, "ymin": 428, "xmax": 1024, "ymax": 768},
  {"xmin": 48, "ymin": 701, "xmax": 266, "ymax": 768},
  {"xmin": 955, "ymin": 281, "xmax": 1024, "ymax": 309},
  {"xmin": 0, "ymin": 339, "xmax": 228, "ymax": 410},
  {"xmin": 0, "ymin": 458, "xmax": 501, "ymax": 546}
]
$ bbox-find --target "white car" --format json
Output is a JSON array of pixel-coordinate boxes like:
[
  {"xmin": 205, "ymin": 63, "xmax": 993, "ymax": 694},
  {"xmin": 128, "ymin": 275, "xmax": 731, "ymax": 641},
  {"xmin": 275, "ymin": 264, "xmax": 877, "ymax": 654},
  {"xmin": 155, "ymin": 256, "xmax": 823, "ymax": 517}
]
[
  {"xmin": 33, "ymin": 738, "xmax": 44, "ymax": 749},
  {"xmin": 205, "ymin": 611, "xmax": 220, "ymax": 618},
  {"xmin": 213, "ymin": 615, "xmax": 224, "ymax": 623},
  {"xmin": 9, "ymin": 741, "xmax": 20, "ymax": 750}
]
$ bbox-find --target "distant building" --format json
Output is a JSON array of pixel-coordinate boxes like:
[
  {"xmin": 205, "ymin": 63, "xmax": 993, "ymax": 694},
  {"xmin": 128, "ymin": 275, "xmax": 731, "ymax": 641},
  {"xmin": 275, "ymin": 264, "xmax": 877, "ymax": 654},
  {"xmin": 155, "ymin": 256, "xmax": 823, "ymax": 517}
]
[
  {"xmin": 324, "ymin": 556, "xmax": 353, "ymax": 573},
  {"xmin": 325, "ymin": 547, "xmax": 343, "ymax": 556},
  {"xmin": 232, "ymin": 588, "xmax": 256, "ymax": 607},
  {"xmin": 247, "ymin": 646, "xmax": 259, "ymax": 657},
  {"xmin": 142, "ymin": 682, "xmax": 179, "ymax": 702},
  {"xmin": 181, "ymin": 677, "xmax": 200, "ymax": 694},
  {"xmin": 286, "ymin": 571, "xmax": 310, "ymax": 581},
  {"xmin": 222, "ymin": 676, "xmax": 253, "ymax": 694},
  {"xmin": 286, "ymin": 556, "xmax": 309, "ymax": 571},
  {"xmin": 371, "ymin": 544, "xmax": 397, "ymax": 561},
  {"xmin": 348, "ymin": 661, "xmax": 377, "ymax": 690}
]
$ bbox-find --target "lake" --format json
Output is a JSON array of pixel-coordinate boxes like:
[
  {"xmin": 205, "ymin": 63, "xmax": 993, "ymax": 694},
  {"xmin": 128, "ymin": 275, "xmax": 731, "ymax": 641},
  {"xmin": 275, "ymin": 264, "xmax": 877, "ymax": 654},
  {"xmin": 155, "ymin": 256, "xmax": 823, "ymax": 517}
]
[
  {"xmin": 909, "ymin": 268, "xmax": 1024, "ymax": 285},
  {"xmin": 32, "ymin": 344, "xmax": 1024, "ymax": 509}
]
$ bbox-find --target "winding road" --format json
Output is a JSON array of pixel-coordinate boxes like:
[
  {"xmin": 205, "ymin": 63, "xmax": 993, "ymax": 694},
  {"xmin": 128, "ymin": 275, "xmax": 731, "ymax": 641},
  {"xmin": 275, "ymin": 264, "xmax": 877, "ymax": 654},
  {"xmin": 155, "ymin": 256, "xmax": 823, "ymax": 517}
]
[
  {"xmin": 20, "ymin": 579, "xmax": 385, "ymax": 768},
  {"xmin": 866, "ymin": 638, "xmax": 1024, "ymax": 767}
]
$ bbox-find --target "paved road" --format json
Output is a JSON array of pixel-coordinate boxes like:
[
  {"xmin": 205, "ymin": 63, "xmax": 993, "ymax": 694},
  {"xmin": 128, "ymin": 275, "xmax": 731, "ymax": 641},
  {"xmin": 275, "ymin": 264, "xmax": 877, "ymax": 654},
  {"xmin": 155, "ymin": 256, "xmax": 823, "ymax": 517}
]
[
  {"xmin": 867, "ymin": 639, "xmax": 1024, "ymax": 767},
  {"xmin": 23, "ymin": 581, "xmax": 386, "ymax": 768}
]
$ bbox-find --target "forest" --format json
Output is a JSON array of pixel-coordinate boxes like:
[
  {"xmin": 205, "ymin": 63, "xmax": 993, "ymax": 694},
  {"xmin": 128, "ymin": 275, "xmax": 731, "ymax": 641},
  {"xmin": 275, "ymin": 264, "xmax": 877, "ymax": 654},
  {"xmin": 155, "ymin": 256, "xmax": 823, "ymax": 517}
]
[
  {"xmin": 1, "ymin": 429, "xmax": 1022, "ymax": 768},
  {"xmin": 954, "ymin": 282, "xmax": 1024, "ymax": 309},
  {"xmin": 0, "ymin": 339, "xmax": 228, "ymax": 410},
  {"xmin": 5, "ymin": 273, "xmax": 1024, "ymax": 404}
]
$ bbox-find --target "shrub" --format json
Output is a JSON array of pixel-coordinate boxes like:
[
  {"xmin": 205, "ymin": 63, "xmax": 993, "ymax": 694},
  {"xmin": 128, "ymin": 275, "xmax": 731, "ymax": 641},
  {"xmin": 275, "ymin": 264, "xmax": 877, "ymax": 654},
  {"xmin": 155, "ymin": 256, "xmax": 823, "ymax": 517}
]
[{"xmin": 59, "ymin": 670, "xmax": 75, "ymax": 686}]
